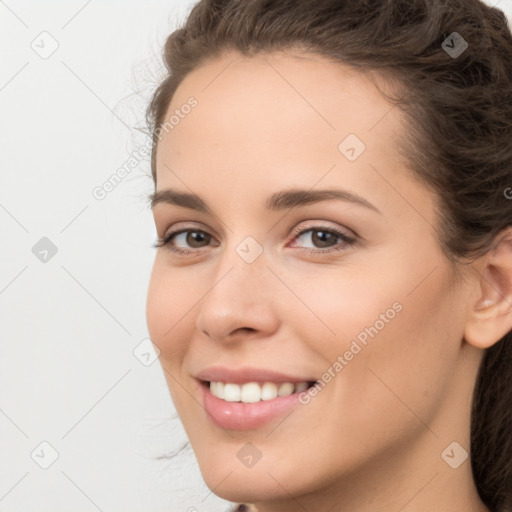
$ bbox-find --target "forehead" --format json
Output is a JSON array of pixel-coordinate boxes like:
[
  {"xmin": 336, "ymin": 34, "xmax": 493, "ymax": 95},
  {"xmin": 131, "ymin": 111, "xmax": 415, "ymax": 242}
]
[{"xmin": 155, "ymin": 50, "xmax": 411, "ymax": 203}]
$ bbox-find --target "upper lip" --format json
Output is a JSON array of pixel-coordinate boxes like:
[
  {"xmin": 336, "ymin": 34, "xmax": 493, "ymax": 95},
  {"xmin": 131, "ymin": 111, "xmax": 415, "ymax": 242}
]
[{"xmin": 196, "ymin": 366, "xmax": 317, "ymax": 384}]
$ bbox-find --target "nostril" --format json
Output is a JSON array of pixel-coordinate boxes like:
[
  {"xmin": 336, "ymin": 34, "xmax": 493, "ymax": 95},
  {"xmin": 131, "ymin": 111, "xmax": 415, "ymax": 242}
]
[{"xmin": 234, "ymin": 327, "xmax": 256, "ymax": 335}]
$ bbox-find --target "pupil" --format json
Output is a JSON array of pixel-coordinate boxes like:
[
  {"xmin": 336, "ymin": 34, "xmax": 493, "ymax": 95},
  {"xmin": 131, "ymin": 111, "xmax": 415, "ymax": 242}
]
[
  {"xmin": 313, "ymin": 230, "xmax": 334, "ymax": 248},
  {"xmin": 187, "ymin": 231, "xmax": 208, "ymax": 247}
]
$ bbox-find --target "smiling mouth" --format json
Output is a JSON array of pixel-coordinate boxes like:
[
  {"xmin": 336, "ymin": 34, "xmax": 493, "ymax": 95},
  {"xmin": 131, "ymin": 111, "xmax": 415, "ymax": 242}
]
[{"xmin": 201, "ymin": 379, "xmax": 318, "ymax": 403}]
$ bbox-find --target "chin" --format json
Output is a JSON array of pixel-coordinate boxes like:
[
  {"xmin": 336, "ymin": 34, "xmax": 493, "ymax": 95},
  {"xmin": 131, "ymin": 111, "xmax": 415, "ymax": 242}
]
[{"xmin": 195, "ymin": 448, "xmax": 324, "ymax": 505}]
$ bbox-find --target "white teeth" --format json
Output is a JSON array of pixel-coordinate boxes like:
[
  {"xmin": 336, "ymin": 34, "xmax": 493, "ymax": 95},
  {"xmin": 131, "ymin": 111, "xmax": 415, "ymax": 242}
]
[
  {"xmin": 209, "ymin": 381, "xmax": 309, "ymax": 403},
  {"xmin": 294, "ymin": 382, "xmax": 308, "ymax": 393},
  {"xmin": 261, "ymin": 382, "xmax": 278, "ymax": 401},
  {"xmin": 211, "ymin": 381, "xmax": 225, "ymax": 399},
  {"xmin": 223, "ymin": 383, "xmax": 241, "ymax": 402},
  {"xmin": 240, "ymin": 382, "xmax": 261, "ymax": 403},
  {"xmin": 277, "ymin": 382, "xmax": 294, "ymax": 397}
]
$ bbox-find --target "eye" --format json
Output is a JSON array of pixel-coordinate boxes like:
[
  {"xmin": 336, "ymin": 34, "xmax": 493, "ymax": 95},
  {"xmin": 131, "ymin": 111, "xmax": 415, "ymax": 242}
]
[
  {"xmin": 153, "ymin": 223, "xmax": 356, "ymax": 256},
  {"xmin": 288, "ymin": 225, "xmax": 356, "ymax": 254},
  {"xmin": 153, "ymin": 228, "xmax": 216, "ymax": 255}
]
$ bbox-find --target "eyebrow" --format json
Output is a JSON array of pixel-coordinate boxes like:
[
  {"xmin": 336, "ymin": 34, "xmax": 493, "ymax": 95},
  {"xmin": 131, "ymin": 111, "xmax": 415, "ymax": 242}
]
[{"xmin": 149, "ymin": 188, "xmax": 381, "ymax": 214}]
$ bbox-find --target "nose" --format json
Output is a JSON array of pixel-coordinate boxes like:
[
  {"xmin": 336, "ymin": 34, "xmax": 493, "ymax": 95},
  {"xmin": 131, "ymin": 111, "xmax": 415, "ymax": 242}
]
[{"xmin": 194, "ymin": 250, "xmax": 280, "ymax": 344}]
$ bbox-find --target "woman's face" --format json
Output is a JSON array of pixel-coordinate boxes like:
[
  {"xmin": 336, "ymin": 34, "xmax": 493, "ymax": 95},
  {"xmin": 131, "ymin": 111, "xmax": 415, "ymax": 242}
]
[{"xmin": 146, "ymin": 50, "xmax": 480, "ymax": 507}]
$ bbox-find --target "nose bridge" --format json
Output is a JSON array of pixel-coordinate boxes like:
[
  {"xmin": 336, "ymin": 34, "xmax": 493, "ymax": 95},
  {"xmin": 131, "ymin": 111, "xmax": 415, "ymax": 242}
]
[
  {"xmin": 212, "ymin": 232, "xmax": 270, "ymax": 296},
  {"xmin": 195, "ymin": 236, "xmax": 279, "ymax": 341}
]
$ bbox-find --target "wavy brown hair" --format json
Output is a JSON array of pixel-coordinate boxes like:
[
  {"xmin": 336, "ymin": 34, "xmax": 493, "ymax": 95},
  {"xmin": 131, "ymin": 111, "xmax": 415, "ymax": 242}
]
[{"xmin": 146, "ymin": 0, "xmax": 512, "ymax": 510}]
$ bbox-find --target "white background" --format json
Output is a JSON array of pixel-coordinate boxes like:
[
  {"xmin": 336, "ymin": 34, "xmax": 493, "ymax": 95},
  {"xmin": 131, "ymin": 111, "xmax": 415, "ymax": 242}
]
[
  {"xmin": 1, "ymin": 1, "xmax": 511, "ymax": 511},
  {"xmin": 0, "ymin": 1, "xmax": 231, "ymax": 511}
]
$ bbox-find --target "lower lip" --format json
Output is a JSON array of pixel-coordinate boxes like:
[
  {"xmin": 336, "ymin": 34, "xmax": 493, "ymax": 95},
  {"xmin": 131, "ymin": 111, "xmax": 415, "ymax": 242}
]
[{"xmin": 200, "ymin": 381, "xmax": 307, "ymax": 431}]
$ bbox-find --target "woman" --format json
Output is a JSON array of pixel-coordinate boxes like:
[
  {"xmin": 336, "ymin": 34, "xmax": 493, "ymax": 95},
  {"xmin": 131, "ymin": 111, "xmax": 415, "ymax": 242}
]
[{"xmin": 145, "ymin": 0, "xmax": 512, "ymax": 510}]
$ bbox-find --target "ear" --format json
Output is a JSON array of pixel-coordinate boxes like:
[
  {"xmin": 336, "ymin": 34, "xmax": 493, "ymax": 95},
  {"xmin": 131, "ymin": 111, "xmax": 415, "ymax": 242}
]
[{"xmin": 464, "ymin": 226, "xmax": 512, "ymax": 349}]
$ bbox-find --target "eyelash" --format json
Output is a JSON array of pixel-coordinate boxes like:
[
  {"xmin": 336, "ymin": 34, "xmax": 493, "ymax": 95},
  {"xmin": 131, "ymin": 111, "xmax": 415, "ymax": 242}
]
[{"xmin": 153, "ymin": 224, "xmax": 356, "ymax": 256}]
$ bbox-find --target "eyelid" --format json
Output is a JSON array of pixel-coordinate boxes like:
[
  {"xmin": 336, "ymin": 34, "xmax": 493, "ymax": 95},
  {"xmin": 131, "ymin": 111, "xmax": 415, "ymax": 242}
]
[
  {"xmin": 157, "ymin": 210, "xmax": 358, "ymax": 236},
  {"xmin": 288, "ymin": 220, "xmax": 356, "ymax": 240},
  {"xmin": 156, "ymin": 219, "xmax": 357, "ymax": 256},
  {"xmin": 160, "ymin": 220, "xmax": 216, "ymax": 240},
  {"xmin": 160, "ymin": 220, "xmax": 354, "ymax": 243}
]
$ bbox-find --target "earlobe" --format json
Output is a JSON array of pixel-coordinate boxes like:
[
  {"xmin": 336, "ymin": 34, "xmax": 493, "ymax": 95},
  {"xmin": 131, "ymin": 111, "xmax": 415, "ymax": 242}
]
[{"xmin": 464, "ymin": 227, "xmax": 512, "ymax": 349}]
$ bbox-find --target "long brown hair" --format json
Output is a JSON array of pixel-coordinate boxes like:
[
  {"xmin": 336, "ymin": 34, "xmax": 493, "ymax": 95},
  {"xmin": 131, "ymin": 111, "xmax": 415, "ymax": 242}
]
[{"xmin": 146, "ymin": 1, "xmax": 512, "ymax": 510}]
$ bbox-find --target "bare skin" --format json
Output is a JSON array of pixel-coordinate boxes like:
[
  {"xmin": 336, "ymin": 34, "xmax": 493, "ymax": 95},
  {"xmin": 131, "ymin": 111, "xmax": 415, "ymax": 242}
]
[{"xmin": 146, "ymin": 49, "xmax": 512, "ymax": 512}]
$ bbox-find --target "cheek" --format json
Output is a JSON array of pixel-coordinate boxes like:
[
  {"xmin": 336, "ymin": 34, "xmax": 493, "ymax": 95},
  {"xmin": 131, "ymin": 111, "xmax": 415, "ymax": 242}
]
[
  {"xmin": 145, "ymin": 259, "xmax": 194, "ymax": 362},
  {"xmin": 285, "ymin": 255, "xmax": 462, "ymax": 429},
  {"xmin": 279, "ymin": 258, "xmax": 409, "ymax": 360}
]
